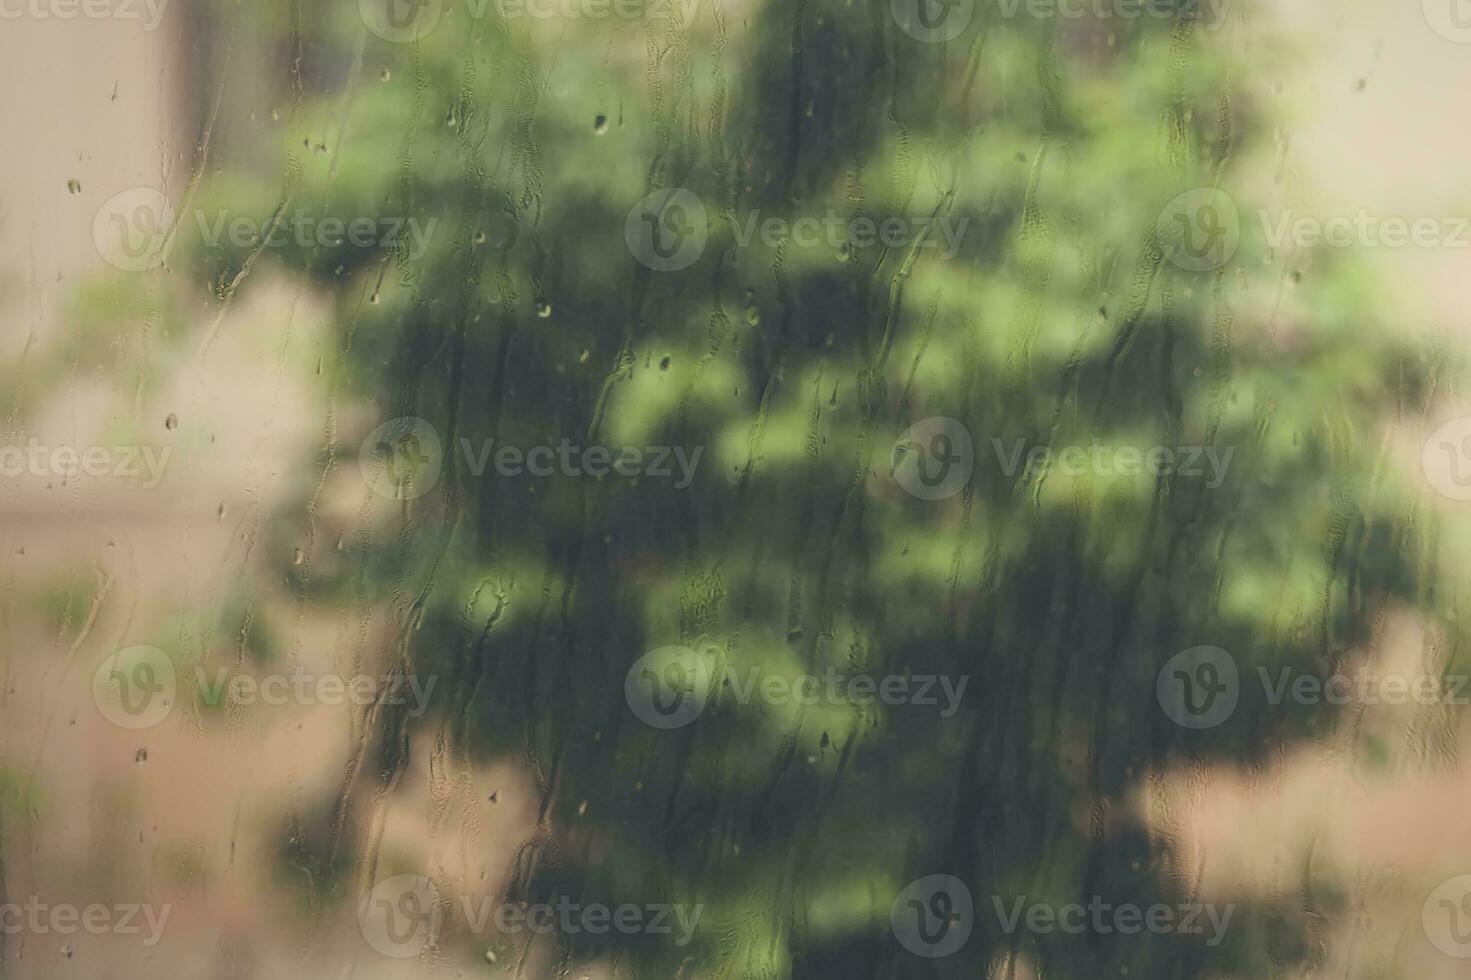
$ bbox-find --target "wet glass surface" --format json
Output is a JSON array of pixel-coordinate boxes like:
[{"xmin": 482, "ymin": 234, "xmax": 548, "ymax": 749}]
[{"xmin": 4, "ymin": 0, "xmax": 1471, "ymax": 976}]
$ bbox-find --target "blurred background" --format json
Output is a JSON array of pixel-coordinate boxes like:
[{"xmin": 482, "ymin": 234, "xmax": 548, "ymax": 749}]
[{"xmin": 3, "ymin": 0, "xmax": 1471, "ymax": 976}]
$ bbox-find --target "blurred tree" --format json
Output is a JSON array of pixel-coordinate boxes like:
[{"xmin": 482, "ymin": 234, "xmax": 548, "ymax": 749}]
[{"xmin": 117, "ymin": 0, "xmax": 1460, "ymax": 975}]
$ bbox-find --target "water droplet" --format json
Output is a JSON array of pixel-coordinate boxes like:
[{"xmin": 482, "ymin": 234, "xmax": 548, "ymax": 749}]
[
  {"xmin": 659, "ymin": 355, "xmax": 671, "ymax": 371},
  {"xmin": 474, "ymin": 230, "xmax": 487, "ymax": 245},
  {"xmin": 577, "ymin": 800, "xmax": 588, "ymax": 816},
  {"xmin": 535, "ymin": 299, "xmax": 552, "ymax": 318},
  {"xmin": 66, "ymin": 179, "xmax": 81, "ymax": 195},
  {"xmin": 485, "ymin": 949, "xmax": 497, "ymax": 964},
  {"xmin": 61, "ymin": 945, "xmax": 72, "ymax": 959},
  {"xmin": 164, "ymin": 413, "xmax": 178, "ymax": 431},
  {"xmin": 446, "ymin": 107, "xmax": 458, "ymax": 128},
  {"xmin": 594, "ymin": 114, "xmax": 609, "ymax": 135},
  {"xmin": 379, "ymin": 68, "xmax": 391, "ymax": 81},
  {"xmin": 369, "ymin": 292, "xmax": 381, "ymax": 305},
  {"xmin": 135, "ymin": 747, "xmax": 148, "ymax": 765},
  {"xmin": 292, "ymin": 548, "xmax": 305, "ymax": 566}
]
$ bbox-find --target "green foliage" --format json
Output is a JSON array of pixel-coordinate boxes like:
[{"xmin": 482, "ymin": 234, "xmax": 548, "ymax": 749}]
[{"xmin": 98, "ymin": 0, "xmax": 1463, "ymax": 975}]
